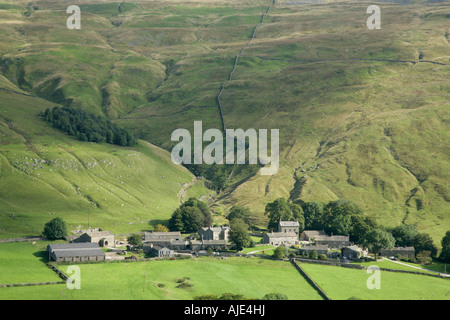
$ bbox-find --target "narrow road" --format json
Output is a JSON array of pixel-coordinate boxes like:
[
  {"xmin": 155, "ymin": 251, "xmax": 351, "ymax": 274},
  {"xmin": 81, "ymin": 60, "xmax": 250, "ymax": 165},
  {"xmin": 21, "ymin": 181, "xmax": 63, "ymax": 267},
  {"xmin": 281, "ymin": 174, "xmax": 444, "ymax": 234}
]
[{"xmin": 383, "ymin": 258, "xmax": 450, "ymax": 277}]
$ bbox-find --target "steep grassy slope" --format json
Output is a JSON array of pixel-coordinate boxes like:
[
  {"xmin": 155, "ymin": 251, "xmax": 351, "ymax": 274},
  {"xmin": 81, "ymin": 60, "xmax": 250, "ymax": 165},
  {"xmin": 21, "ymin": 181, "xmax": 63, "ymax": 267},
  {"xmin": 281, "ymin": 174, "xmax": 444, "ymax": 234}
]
[
  {"xmin": 0, "ymin": 74, "xmax": 209, "ymax": 238},
  {"xmin": 0, "ymin": 0, "xmax": 448, "ymax": 243}
]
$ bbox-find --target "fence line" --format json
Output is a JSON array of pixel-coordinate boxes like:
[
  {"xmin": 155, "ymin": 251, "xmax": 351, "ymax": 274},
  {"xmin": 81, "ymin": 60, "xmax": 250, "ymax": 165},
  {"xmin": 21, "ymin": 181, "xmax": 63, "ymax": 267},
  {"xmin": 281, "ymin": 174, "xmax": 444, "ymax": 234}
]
[{"xmin": 216, "ymin": 0, "xmax": 276, "ymax": 132}]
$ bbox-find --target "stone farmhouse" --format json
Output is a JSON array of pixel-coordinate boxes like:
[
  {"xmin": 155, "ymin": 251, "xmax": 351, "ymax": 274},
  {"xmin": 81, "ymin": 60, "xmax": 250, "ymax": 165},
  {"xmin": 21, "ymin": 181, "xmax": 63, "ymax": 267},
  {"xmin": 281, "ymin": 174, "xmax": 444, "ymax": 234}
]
[
  {"xmin": 198, "ymin": 226, "xmax": 230, "ymax": 241},
  {"xmin": 263, "ymin": 231, "xmax": 298, "ymax": 246},
  {"xmin": 47, "ymin": 243, "xmax": 105, "ymax": 262},
  {"xmin": 74, "ymin": 230, "xmax": 115, "ymax": 248},
  {"xmin": 262, "ymin": 220, "xmax": 302, "ymax": 245},
  {"xmin": 143, "ymin": 229, "xmax": 230, "ymax": 252},
  {"xmin": 300, "ymin": 230, "xmax": 351, "ymax": 248},
  {"xmin": 278, "ymin": 221, "xmax": 300, "ymax": 236}
]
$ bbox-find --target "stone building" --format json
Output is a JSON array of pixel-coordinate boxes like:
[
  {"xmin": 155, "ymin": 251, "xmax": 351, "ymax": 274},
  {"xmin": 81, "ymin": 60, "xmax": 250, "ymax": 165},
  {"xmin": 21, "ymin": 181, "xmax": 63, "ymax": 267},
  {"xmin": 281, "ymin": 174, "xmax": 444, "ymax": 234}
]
[
  {"xmin": 263, "ymin": 231, "xmax": 298, "ymax": 246},
  {"xmin": 75, "ymin": 230, "xmax": 115, "ymax": 248},
  {"xmin": 315, "ymin": 235, "xmax": 350, "ymax": 249},
  {"xmin": 299, "ymin": 230, "xmax": 326, "ymax": 241},
  {"xmin": 342, "ymin": 245, "xmax": 368, "ymax": 259},
  {"xmin": 144, "ymin": 243, "xmax": 174, "ymax": 258},
  {"xmin": 300, "ymin": 230, "xmax": 350, "ymax": 249},
  {"xmin": 47, "ymin": 243, "xmax": 105, "ymax": 262},
  {"xmin": 190, "ymin": 239, "xmax": 229, "ymax": 251},
  {"xmin": 380, "ymin": 246, "xmax": 415, "ymax": 259},
  {"xmin": 278, "ymin": 221, "xmax": 300, "ymax": 236},
  {"xmin": 198, "ymin": 226, "xmax": 230, "ymax": 241}
]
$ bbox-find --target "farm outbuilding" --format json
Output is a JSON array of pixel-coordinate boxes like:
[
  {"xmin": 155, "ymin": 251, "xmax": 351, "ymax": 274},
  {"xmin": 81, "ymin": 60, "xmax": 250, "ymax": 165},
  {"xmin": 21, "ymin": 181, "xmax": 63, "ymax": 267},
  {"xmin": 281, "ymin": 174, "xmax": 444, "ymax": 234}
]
[
  {"xmin": 47, "ymin": 243, "xmax": 106, "ymax": 262},
  {"xmin": 144, "ymin": 243, "xmax": 174, "ymax": 258},
  {"xmin": 380, "ymin": 246, "xmax": 415, "ymax": 259},
  {"xmin": 74, "ymin": 230, "xmax": 115, "ymax": 248}
]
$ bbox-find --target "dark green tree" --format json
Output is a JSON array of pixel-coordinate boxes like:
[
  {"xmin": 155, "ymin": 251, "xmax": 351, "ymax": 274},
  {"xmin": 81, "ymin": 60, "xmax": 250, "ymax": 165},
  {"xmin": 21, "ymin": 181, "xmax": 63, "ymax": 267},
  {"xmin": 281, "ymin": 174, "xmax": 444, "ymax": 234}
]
[
  {"xmin": 272, "ymin": 246, "xmax": 287, "ymax": 259},
  {"xmin": 42, "ymin": 217, "xmax": 67, "ymax": 240},
  {"xmin": 264, "ymin": 198, "xmax": 305, "ymax": 231},
  {"xmin": 181, "ymin": 206, "xmax": 205, "ymax": 233},
  {"xmin": 301, "ymin": 201, "xmax": 325, "ymax": 229},
  {"xmin": 412, "ymin": 233, "xmax": 437, "ymax": 258},
  {"xmin": 229, "ymin": 218, "xmax": 252, "ymax": 252},
  {"xmin": 358, "ymin": 228, "xmax": 395, "ymax": 259},
  {"xmin": 439, "ymin": 231, "xmax": 450, "ymax": 263},
  {"xmin": 391, "ymin": 224, "xmax": 418, "ymax": 247},
  {"xmin": 127, "ymin": 234, "xmax": 143, "ymax": 247}
]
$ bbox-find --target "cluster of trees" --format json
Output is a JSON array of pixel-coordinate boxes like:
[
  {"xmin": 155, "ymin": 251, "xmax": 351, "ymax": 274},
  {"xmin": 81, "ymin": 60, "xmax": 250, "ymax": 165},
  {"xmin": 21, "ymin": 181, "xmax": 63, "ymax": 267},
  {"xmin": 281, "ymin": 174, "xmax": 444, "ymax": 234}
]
[
  {"xmin": 168, "ymin": 197, "xmax": 213, "ymax": 233},
  {"xmin": 42, "ymin": 106, "xmax": 137, "ymax": 146}
]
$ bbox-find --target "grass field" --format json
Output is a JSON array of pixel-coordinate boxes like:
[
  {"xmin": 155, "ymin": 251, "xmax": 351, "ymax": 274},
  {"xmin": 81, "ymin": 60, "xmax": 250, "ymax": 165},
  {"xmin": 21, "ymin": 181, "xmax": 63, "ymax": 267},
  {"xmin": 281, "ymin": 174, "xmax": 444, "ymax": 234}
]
[
  {"xmin": 0, "ymin": 242, "xmax": 323, "ymax": 300},
  {"xmin": 1, "ymin": 241, "xmax": 449, "ymax": 300},
  {"xmin": 0, "ymin": 241, "xmax": 62, "ymax": 284},
  {"xmin": 300, "ymin": 262, "xmax": 450, "ymax": 300}
]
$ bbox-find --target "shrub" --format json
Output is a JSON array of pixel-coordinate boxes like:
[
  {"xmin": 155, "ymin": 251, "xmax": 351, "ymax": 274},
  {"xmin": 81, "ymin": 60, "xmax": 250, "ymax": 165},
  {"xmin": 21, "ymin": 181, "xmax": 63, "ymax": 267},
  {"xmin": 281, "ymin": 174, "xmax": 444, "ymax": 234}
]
[
  {"xmin": 308, "ymin": 250, "xmax": 318, "ymax": 260},
  {"xmin": 262, "ymin": 293, "xmax": 288, "ymax": 300},
  {"xmin": 318, "ymin": 254, "xmax": 327, "ymax": 260}
]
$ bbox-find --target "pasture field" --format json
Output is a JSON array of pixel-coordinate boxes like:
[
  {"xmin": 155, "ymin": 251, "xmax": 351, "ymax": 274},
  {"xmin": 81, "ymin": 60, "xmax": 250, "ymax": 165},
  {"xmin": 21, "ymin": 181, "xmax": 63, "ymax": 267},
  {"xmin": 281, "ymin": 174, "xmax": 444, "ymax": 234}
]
[
  {"xmin": 0, "ymin": 241, "xmax": 62, "ymax": 284},
  {"xmin": 1, "ymin": 241, "xmax": 448, "ymax": 300},
  {"xmin": 354, "ymin": 259, "xmax": 450, "ymax": 275},
  {"xmin": 0, "ymin": 245, "xmax": 323, "ymax": 300},
  {"xmin": 300, "ymin": 262, "xmax": 450, "ymax": 300}
]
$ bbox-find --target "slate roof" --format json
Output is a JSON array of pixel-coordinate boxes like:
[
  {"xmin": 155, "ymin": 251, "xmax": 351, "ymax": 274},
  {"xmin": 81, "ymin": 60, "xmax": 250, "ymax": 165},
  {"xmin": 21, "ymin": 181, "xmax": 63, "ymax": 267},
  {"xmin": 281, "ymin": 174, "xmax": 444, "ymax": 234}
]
[
  {"xmin": 266, "ymin": 232, "xmax": 297, "ymax": 238},
  {"xmin": 47, "ymin": 243, "xmax": 105, "ymax": 258},
  {"xmin": 279, "ymin": 221, "xmax": 299, "ymax": 227}
]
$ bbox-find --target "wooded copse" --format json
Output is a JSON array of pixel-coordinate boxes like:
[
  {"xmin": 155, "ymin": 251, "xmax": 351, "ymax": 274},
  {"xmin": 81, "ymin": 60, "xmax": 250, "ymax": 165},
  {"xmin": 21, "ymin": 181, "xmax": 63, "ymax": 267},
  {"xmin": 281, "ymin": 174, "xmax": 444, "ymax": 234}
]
[{"xmin": 42, "ymin": 106, "xmax": 137, "ymax": 147}]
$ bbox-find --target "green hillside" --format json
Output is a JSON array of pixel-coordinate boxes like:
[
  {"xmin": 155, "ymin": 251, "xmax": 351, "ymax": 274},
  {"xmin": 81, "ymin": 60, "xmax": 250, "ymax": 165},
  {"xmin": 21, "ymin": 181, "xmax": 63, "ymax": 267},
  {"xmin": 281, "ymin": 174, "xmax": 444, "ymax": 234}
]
[
  {"xmin": 0, "ymin": 0, "xmax": 448, "ymax": 244},
  {"xmin": 0, "ymin": 73, "xmax": 211, "ymax": 238}
]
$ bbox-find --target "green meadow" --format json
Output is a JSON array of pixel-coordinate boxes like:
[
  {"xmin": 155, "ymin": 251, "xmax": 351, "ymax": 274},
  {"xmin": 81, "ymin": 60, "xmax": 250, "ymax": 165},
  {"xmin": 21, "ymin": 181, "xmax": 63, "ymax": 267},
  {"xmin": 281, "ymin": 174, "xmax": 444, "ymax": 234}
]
[
  {"xmin": 0, "ymin": 241, "xmax": 322, "ymax": 300},
  {"xmin": 1, "ymin": 241, "xmax": 449, "ymax": 300},
  {"xmin": 299, "ymin": 262, "xmax": 450, "ymax": 300}
]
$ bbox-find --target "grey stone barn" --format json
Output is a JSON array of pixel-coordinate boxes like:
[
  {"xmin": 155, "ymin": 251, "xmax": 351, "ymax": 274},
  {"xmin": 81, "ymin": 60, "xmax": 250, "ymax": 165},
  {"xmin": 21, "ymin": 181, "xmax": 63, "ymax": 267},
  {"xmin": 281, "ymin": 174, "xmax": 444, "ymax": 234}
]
[
  {"xmin": 299, "ymin": 230, "xmax": 326, "ymax": 241},
  {"xmin": 47, "ymin": 243, "xmax": 105, "ymax": 262},
  {"xmin": 315, "ymin": 235, "xmax": 350, "ymax": 249},
  {"xmin": 74, "ymin": 230, "xmax": 115, "ymax": 248},
  {"xmin": 190, "ymin": 240, "xmax": 229, "ymax": 251},
  {"xmin": 380, "ymin": 246, "xmax": 415, "ymax": 259}
]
